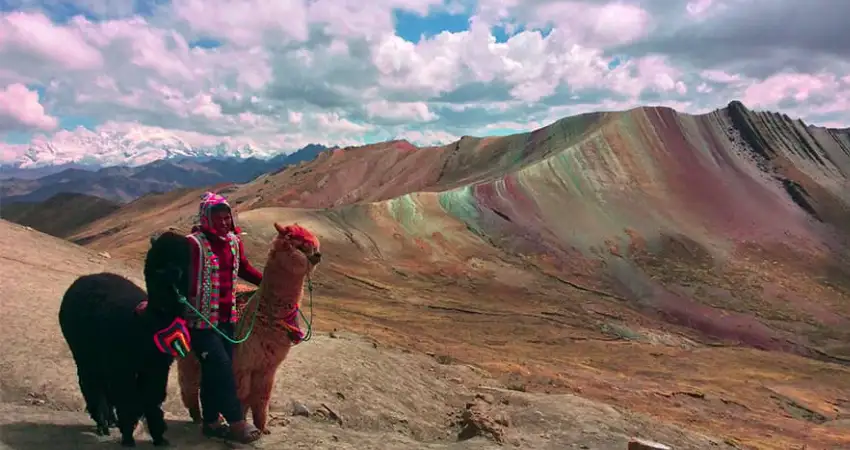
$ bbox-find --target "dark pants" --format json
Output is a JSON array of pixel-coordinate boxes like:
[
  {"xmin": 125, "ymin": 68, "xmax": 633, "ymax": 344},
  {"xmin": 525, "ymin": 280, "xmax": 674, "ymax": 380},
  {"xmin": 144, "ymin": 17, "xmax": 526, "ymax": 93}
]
[{"xmin": 190, "ymin": 323, "xmax": 244, "ymax": 424}]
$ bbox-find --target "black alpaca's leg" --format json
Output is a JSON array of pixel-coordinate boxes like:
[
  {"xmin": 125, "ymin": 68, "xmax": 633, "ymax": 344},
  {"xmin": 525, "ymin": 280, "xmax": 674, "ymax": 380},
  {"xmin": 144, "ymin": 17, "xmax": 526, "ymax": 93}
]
[
  {"xmin": 138, "ymin": 362, "xmax": 171, "ymax": 447},
  {"xmin": 107, "ymin": 403, "xmax": 119, "ymax": 428},
  {"xmin": 92, "ymin": 395, "xmax": 112, "ymax": 436},
  {"xmin": 110, "ymin": 372, "xmax": 141, "ymax": 447},
  {"xmin": 78, "ymin": 364, "xmax": 111, "ymax": 436},
  {"xmin": 103, "ymin": 387, "xmax": 118, "ymax": 428}
]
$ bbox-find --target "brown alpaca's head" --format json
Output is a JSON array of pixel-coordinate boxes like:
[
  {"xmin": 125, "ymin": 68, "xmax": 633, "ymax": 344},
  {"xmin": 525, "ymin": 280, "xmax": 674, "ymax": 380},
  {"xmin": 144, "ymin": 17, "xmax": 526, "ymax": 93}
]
[{"xmin": 266, "ymin": 222, "xmax": 322, "ymax": 278}]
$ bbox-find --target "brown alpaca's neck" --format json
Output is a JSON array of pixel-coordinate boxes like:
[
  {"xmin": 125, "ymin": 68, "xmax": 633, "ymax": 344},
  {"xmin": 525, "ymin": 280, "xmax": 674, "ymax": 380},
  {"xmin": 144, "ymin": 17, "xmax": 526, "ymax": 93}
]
[{"xmin": 258, "ymin": 275, "xmax": 307, "ymax": 318}]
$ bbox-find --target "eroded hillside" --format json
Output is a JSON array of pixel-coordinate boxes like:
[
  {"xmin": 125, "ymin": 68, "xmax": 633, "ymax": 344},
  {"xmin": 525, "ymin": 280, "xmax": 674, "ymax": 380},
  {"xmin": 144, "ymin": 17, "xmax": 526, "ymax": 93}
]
[
  {"xmin": 63, "ymin": 102, "xmax": 850, "ymax": 449},
  {"xmin": 0, "ymin": 193, "xmax": 120, "ymax": 238}
]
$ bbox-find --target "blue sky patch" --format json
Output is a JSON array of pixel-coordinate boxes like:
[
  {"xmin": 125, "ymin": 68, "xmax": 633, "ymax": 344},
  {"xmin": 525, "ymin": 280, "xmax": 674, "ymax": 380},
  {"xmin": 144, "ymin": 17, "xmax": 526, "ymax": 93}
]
[
  {"xmin": 476, "ymin": 126, "xmax": 529, "ymax": 137},
  {"xmin": 189, "ymin": 38, "xmax": 223, "ymax": 49},
  {"xmin": 608, "ymin": 55, "xmax": 630, "ymax": 70},
  {"xmin": 3, "ymin": 0, "xmax": 94, "ymax": 22},
  {"xmin": 134, "ymin": 0, "xmax": 170, "ymax": 17},
  {"xmin": 59, "ymin": 115, "xmax": 99, "ymax": 131},
  {"xmin": 3, "ymin": 130, "xmax": 33, "ymax": 145},
  {"xmin": 393, "ymin": 9, "xmax": 469, "ymax": 43},
  {"xmin": 26, "ymin": 84, "xmax": 46, "ymax": 98},
  {"xmin": 0, "ymin": 0, "xmax": 168, "ymax": 22}
]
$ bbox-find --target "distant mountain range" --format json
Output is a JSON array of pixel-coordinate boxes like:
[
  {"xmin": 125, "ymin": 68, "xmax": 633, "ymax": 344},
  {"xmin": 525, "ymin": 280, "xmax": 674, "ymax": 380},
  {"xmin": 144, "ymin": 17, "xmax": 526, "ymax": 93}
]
[
  {"xmin": 0, "ymin": 144, "xmax": 331, "ymax": 203},
  {"xmin": 0, "ymin": 163, "xmax": 102, "ymax": 180},
  {"xmin": 1, "ymin": 126, "xmax": 286, "ymax": 169}
]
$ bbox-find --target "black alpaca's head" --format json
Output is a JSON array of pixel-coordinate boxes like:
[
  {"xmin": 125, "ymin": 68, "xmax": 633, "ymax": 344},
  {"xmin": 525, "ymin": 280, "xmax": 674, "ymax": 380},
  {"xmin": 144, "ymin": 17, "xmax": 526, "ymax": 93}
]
[{"xmin": 144, "ymin": 231, "xmax": 191, "ymax": 320}]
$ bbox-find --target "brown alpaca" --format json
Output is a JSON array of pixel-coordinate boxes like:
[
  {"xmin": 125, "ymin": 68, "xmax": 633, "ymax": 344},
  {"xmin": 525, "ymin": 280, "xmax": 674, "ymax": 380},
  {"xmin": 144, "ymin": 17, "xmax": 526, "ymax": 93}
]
[{"xmin": 177, "ymin": 222, "xmax": 322, "ymax": 433}]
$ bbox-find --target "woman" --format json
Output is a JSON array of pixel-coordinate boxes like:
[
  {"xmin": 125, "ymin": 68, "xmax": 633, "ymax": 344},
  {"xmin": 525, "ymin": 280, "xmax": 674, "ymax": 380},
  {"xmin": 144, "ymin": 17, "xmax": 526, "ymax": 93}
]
[{"xmin": 185, "ymin": 192, "xmax": 264, "ymax": 443}]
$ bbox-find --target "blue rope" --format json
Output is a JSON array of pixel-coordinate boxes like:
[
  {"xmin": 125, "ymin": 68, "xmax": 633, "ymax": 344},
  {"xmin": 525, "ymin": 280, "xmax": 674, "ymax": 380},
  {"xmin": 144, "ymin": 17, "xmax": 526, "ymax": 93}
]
[
  {"xmin": 175, "ymin": 287, "xmax": 258, "ymax": 344},
  {"xmin": 175, "ymin": 276, "xmax": 315, "ymax": 344},
  {"xmin": 299, "ymin": 278, "xmax": 314, "ymax": 342}
]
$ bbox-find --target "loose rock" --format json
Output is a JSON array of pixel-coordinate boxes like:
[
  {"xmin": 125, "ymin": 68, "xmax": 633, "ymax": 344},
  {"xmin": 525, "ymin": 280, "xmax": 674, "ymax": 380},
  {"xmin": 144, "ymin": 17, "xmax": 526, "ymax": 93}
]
[
  {"xmin": 454, "ymin": 396, "xmax": 508, "ymax": 444},
  {"xmin": 320, "ymin": 403, "xmax": 343, "ymax": 425},
  {"xmin": 292, "ymin": 401, "xmax": 310, "ymax": 417},
  {"xmin": 628, "ymin": 438, "xmax": 672, "ymax": 450},
  {"xmin": 475, "ymin": 393, "xmax": 495, "ymax": 404}
]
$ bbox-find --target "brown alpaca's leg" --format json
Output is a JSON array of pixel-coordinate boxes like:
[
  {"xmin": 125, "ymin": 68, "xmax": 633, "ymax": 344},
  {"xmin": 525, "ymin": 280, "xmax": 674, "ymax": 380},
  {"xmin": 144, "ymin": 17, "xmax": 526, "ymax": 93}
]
[
  {"xmin": 177, "ymin": 357, "xmax": 203, "ymax": 424},
  {"xmin": 234, "ymin": 368, "xmax": 251, "ymax": 405},
  {"xmin": 249, "ymin": 370, "xmax": 276, "ymax": 434}
]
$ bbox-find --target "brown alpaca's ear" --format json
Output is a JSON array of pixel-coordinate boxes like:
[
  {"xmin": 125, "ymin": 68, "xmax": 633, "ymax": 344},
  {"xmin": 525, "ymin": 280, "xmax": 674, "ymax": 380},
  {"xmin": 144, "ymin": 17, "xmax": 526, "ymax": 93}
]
[{"xmin": 274, "ymin": 222, "xmax": 288, "ymax": 236}]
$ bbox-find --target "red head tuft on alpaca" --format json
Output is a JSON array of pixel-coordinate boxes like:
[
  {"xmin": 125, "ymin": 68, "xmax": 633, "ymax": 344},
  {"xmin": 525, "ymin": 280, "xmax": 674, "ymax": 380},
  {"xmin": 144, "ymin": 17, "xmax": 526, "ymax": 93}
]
[
  {"xmin": 274, "ymin": 223, "xmax": 319, "ymax": 249},
  {"xmin": 268, "ymin": 222, "xmax": 322, "ymax": 275}
]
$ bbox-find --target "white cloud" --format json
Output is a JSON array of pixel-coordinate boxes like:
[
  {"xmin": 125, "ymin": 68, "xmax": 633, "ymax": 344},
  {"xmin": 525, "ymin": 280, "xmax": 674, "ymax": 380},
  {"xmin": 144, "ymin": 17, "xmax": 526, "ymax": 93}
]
[
  {"xmin": 172, "ymin": 0, "xmax": 310, "ymax": 46},
  {"xmin": 0, "ymin": 83, "xmax": 58, "ymax": 131},
  {"xmin": 686, "ymin": 0, "xmax": 714, "ymax": 17},
  {"xmin": 0, "ymin": 0, "xmax": 848, "ymax": 166},
  {"xmin": 366, "ymin": 100, "xmax": 438, "ymax": 122},
  {"xmin": 700, "ymin": 69, "xmax": 742, "ymax": 84},
  {"xmin": 395, "ymin": 129, "xmax": 459, "ymax": 145}
]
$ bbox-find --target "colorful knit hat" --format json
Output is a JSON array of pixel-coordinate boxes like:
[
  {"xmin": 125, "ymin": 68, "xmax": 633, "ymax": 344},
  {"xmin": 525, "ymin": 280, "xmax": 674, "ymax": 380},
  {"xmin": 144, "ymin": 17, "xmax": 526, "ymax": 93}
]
[{"xmin": 193, "ymin": 191, "xmax": 241, "ymax": 235}]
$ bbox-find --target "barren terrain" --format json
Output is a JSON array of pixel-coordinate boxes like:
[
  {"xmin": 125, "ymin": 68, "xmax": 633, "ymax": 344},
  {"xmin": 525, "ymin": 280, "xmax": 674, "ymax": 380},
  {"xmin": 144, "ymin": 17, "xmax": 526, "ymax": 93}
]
[
  {"xmin": 2, "ymin": 102, "xmax": 850, "ymax": 449},
  {"xmin": 0, "ymin": 193, "xmax": 120, "ymax": 238},
  {"xmin": 0, "ymin": 221, "xmax": 732, "ymax": 450}
]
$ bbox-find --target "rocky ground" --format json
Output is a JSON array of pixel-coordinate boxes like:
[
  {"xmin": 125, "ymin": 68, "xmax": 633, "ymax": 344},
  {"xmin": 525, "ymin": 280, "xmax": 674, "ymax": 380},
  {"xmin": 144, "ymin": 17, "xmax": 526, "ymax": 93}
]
[
  {"xmin": 0, "ymin": 220, "xmax": 736, "ymax": 450},
  {"xmin": 0, "ymin": 334, "xmax": 732, "ymax": 450}
]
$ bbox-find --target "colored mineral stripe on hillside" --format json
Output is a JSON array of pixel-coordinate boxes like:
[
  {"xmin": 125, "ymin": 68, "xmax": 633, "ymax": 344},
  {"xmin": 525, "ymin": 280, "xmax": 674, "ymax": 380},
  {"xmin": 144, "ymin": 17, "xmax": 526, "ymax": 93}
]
[{"xmin": 70, "ymin": 101, "xmax": 850, "ymax": 369}]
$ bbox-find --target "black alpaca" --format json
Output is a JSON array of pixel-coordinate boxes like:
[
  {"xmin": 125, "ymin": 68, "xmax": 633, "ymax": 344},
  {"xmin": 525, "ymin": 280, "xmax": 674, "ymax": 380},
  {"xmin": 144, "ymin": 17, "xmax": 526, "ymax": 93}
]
[{"xmin": 59, "ymin": 231, "xmax": 191, "ymax": 447}]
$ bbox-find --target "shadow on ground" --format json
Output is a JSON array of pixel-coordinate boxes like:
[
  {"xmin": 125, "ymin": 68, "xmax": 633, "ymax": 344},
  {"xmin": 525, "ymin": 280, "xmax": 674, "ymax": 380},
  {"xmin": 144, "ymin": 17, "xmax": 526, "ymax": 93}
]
[
  {"xmin": 0, "ymin": 420, "xmax": 208, "ymax": 450},
  {"xmin": 1, "ymin": 421, "xmax": 105, "ymax": 450}
]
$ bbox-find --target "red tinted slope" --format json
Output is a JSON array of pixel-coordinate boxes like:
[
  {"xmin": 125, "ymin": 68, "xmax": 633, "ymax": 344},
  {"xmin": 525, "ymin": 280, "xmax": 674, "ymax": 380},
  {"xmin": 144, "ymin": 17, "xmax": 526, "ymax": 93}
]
[
  {"xmin": 65, "ymin": 102, "xmax": 850, "ymax": 449},
  {"xmin": 227, "ymin": 113, "xmax": 608, "ymax": 209}
]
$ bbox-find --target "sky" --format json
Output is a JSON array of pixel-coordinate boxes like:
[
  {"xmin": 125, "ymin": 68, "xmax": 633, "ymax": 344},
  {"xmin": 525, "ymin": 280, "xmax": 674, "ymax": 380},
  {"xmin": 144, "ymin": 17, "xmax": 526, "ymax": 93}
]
[{"xmin": 0, "ymin": 0, "xmax": 849, "ymax": 163}]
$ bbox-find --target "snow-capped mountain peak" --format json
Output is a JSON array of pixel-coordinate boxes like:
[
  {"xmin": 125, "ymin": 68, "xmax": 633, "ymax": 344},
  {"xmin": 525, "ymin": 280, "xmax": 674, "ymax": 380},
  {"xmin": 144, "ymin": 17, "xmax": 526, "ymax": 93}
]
[{"xmin": 7, "ymin": 126, "xmax": 275, "ymax": 169}]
